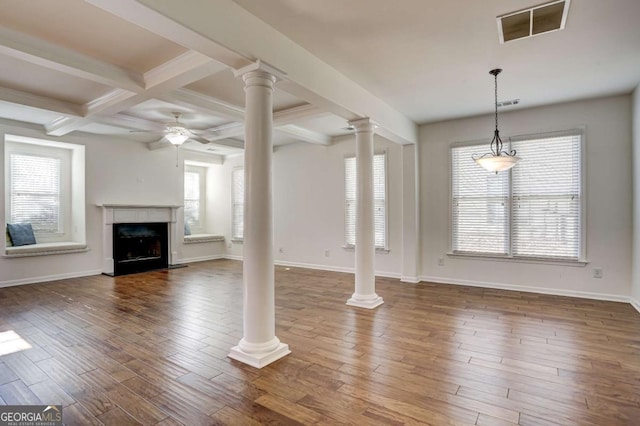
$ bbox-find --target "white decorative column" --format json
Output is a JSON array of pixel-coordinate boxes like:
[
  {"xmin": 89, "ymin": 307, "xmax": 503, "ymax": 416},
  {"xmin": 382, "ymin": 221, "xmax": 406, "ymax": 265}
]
[
  {"xmin": 228, "ymin": 61, "xmax": 290, "ymax": 368},
  {"xmin": 347, "ymin": 118, "xmax": 384, "ymax": 309}
]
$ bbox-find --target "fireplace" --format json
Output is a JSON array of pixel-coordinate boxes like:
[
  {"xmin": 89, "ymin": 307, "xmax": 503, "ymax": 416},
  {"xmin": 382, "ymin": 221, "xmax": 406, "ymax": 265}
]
[
  {"xmin": 113, "ymin": 223, "xmax": 168, "ymax": 276},
  {"xmin": 98, "ymin": 204, "xmax": 181, "ymax": 276}
]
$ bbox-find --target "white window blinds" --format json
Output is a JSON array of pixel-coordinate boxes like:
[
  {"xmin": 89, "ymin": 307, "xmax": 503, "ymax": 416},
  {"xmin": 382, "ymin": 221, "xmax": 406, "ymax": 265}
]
[
  {"xmin": 452, "ymin": 144, "xmax": 509, "ymax": 255},
  {"xmin": 10, "ymin": 153, "xmax": 62, "ymax": 235},
  {"xmin": 184, "ymin": 165, "xmax": 205, "ymax": 233},
  {"xmin": 511, "ymin": 134, "xmax": 581, "ymax": 260},
  {"xmin": 232, "ymin": 168, "xmax": 244, "ymax": 240},
  {"xmin": 344, "ymin": 153, "xmax": 387, "ymax": 248},
  {"xmin": 451, "ymin": 131, "xmax": 582, "ymax": 260}
]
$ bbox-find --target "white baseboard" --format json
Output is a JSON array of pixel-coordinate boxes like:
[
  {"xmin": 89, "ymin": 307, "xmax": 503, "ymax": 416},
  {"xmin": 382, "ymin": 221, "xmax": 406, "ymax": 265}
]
[
  {"xmin": 0, "ymin": 269, "xmax": 102, "ymax": 289},
  {"xmin": 630, "ymin": 296, "xmax": 640, "ymax": 314},
  {"xmin": 401, "ymin": 276, "xmax": 420, "ymax": 283},
  {"xmin": 419, "ymin": 275, "xmax": 631, "ymax": 303},
  {"xmin": 274, "ymin": 259, "xmax": 401, "ymax": 279},
  {"xmin": 176, "ymin": 254, "xmax": 225, "ymax": 264},
  {"xmin": 223, "ymin": 256, "xmax": 401, "ymax": 279}
]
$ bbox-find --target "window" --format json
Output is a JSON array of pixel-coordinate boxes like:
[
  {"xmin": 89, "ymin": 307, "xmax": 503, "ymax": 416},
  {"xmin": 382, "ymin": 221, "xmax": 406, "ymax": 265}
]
[
  {"xmin": 232, "ymin": 168, "xmax": 244, "ymax": 240},
  {"xmin": 451, "ymin": 131, "xmax": 582, "ymax": 261},
  {"xmin": 10, "ymin": 153, "xmax": 63, "ymax": 236},
  {"xmin": 184, "ymin": 164, "xmax": 206, "ymax": 234},
  {"xmin": 344, "ymin": 153, "xmax": 387, "ymax": 249},
  {"xmin": 5, "ymin": 135, "xmax": 85, "ymax": 245}
]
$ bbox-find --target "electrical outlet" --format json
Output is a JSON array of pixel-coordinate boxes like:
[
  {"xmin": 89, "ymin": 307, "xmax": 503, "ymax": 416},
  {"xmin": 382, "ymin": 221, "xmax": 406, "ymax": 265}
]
[
  {"xmin": 437, "ymin": 257, "xmax": 445, "ymax": 266},
  {"xmin": 593, "ymin": 267, "xmax": 603, "ymax": 279},
  {"xmin": 324, "ymin": 249, "xmax": 330, "ymax": 257}
]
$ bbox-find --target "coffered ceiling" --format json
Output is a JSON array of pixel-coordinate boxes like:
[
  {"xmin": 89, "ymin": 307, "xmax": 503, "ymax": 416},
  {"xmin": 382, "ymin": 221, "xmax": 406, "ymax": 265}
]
[{"xmin": 0, "ymin": 0, "xmax": 639, "ymax": 156}]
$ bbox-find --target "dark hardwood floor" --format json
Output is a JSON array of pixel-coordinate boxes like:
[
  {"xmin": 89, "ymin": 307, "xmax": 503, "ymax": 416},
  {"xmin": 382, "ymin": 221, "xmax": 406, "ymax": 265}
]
[{"xmin": 0, "ymin": 259, "xmax": 639, "ymax": 425}]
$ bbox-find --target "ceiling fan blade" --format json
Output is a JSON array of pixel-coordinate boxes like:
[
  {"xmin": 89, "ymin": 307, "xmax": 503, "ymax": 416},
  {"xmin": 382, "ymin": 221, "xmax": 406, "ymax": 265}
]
[{"xmin": 190, "ymin": 136, "xmax": 211, "ymax": 144}]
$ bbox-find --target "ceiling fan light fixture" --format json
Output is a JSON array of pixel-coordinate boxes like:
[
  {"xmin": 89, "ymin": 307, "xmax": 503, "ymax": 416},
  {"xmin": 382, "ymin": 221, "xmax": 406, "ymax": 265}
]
[
  {"xmin": 164, "ymin": 112, "xmax": 192, "ymax": 145},
  {"xmin": 165, "ymin": 126, "xmax": 190, "ymax": 145}
]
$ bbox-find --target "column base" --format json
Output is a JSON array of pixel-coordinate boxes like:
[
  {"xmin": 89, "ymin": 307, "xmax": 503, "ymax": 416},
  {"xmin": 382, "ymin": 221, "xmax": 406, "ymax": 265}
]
[
  {"xmin": 228, "ymin": 340, "xmax": 291, "ymax": 369},
  {"xmin": 346, "ymin": 294, "xmax": 384, "ymax": 309}
]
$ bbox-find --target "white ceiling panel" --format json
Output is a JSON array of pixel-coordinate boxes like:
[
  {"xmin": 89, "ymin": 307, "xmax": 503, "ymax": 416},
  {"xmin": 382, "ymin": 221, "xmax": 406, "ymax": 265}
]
[
  {"xmin": 0, "ymin": 55, "xmax": 111, "ymax": 104},
  {"xmin": 234, "ymin": 0, "xmax": 640, "ymax": 123},
  {"xmin": 0, "ymin": 0, "xmax": 187, "ymax": 73}
]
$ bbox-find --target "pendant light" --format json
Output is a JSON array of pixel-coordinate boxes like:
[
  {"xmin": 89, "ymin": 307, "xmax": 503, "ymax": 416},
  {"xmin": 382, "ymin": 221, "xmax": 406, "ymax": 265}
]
[{"xmin": 473, "ymin": 68, "xmax": 520, "ymax": 172}]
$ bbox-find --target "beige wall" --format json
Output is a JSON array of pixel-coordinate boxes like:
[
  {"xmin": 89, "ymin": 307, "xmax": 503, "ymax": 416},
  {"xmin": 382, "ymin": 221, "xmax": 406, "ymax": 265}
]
[
  {"xmin": 221, "ymin": 135, "xmax": 405, "ymax": 278},
  {"xmin": 0, "ymin": 123, "xmax": 225, "ymax": 286},
  {"xmin": 420, "ymin": 95, "xmax": 633, "ymax": 298},
  {"xmin": 631, "ymin": 86, "xmax": 640, "ymax": 305}
]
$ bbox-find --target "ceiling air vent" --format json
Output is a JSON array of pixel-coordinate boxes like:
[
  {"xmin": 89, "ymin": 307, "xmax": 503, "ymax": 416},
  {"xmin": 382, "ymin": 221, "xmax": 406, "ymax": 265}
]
[{"xmin": 497, "ymin": 0, "xmax": 570, "ymax": 43}]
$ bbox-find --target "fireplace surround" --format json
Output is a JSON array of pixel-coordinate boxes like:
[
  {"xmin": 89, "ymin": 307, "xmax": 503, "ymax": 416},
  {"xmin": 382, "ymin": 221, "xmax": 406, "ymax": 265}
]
[{"xmin": 98, "ymin": 204, "xmax": 181, "ymax": 275}]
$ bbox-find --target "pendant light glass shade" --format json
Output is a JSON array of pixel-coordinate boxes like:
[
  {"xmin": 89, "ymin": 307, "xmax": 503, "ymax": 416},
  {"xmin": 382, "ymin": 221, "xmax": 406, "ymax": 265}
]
[
  {"xmin": 475, "ymin": 153, "xmax": 520, "ymax": 172},
  {"xmin": 473, "ymin": 69, "xmax": 520, "ymax": 172}
]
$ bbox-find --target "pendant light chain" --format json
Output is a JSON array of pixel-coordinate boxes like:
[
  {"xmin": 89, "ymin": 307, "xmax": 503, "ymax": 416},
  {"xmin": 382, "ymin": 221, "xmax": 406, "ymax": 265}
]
[
  {"xmin": 494, "ymin": 71, "xmax": 499, "ymax": 134},
  {"xmin": 491, "ymin": 68, "xmax": 502, "ymax": 156}
]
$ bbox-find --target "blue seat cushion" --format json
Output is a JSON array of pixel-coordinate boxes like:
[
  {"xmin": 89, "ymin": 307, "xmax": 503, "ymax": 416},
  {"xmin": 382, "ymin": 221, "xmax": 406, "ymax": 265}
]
[{"xmin": 7, "ymin": 223, "xmax": 37, "ymax": 246}]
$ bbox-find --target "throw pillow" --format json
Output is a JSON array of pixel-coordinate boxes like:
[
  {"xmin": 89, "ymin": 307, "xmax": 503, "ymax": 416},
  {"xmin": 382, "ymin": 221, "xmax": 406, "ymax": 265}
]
[{"xmin": 7, "ymin": 223, "xmax": 37, "ymax": 246}]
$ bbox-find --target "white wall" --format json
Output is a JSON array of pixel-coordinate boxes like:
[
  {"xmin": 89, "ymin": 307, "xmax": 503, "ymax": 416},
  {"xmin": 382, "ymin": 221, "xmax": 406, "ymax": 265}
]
[
  {"xmin": 221, "ymin": 136, "xmax": 405, "ymax": 277},
  {"xmin": 3, "ymin": 94, "xmax": 636, "ymax": 302},
  {"xmin": 1, "ymin": 122, "xmax": 225, "ymax": 286},
  {"xmin": 420, "ymin": 95, "xmax": 633, "ymax": 299},
  {"xmin": 631, "ymin": 86, "xmax": 640, "ymax": 307}
]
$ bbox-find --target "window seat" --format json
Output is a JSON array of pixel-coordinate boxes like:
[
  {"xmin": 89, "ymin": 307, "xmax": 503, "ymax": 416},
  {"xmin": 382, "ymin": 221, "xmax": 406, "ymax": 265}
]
[
  {"xmin": 184, "ymin": 234, "xmax": 225, "ymax": 244},
  {"xmin": 5, "ymin": 242, "xmax": 88, "ymax": 257}
]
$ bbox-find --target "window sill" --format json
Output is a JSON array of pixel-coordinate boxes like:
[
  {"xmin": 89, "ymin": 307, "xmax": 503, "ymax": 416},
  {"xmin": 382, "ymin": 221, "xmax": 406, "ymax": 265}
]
[
  {"xmin": 230, "ymin": 239, "xmax": 243, "ymax": 244},
  {"xmin": 342, "ymin": 245, "xmax": 390, "ymax": 254},
  {"xmin": 447, "ymin": 252, "xmax": 587, "ymax": 267},
  {"xmin": 4, "ymin": 242, "xmax": 89, "ymax": 258},
  {"xmin": 183, "ymin": 234, "xmax": 225, "ymax": 244}
]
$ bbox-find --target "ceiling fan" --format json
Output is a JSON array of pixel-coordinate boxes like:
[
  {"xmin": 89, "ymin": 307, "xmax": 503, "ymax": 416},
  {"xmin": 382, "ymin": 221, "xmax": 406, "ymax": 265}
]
[{"xmin": 134, "ymin": 112, "xmax": 210, "ymax": 146}]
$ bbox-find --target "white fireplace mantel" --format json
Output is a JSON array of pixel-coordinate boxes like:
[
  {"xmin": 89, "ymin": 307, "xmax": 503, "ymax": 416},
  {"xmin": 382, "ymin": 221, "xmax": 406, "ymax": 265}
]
[{"xmin": 97, "ymin": 204, "xmax": 182, "ymax": 274}]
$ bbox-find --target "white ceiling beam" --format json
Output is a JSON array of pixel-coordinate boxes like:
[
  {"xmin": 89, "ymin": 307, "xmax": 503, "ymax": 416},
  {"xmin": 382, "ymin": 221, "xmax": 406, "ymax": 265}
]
[
  {"xmin": 273, "ymin": 104, "xmax": 327, "ymax": 126},
  {"xmin": 0, "ymin": 26, "xmax": 144, "ymax": 92},
  {"xmin": 203, "ymin": 122, "xmax": 244, "ymax": 140},
  {"xmin": 83, "ymin": 89, "xmax": 139, "ymax": 116},
  {"xmin": 86, "ymin": 0, "xmax": 418, "ymax": 145},
  {"xmin": 144, "ymin": 50, "xmax": 221, "ymax": 90},
  {"xmin": 161, "ymin": 90, "xmax": 329, "ymax": 145},
  {"xmin": 45, "ymin": 117, "xmax": 86, "ymax": 136},
  {"xmin": 276, "ymin": 124, "xmax": 331, "ymax": 146},
  {"xmin": 44, "ymin": 51, "xmax": 225, "ymax": 136},
  {"xmin": 91, "ymin": 113, "xmax": 167, "ymax": 132},
  {"xmin": 159, "ymin": 88, "xmax": 245, "ymax": 122},
  {"xmin": 0, "ymin": 86, "xmax": 83, "ymax": 117},
  {"xmin": 205, "ymin": 138, "xmax": 245, "ymax": 150}
]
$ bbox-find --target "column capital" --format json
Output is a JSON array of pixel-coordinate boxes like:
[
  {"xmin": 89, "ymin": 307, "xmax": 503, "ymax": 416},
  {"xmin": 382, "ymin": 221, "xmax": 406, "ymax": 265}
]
[
  {"xmin": 348, "ymin": 117, "xmax": 377, "ymax": 133},
  {"xmin": 234, "ymin": 59, "xmax": 287, "ymax": 81}
]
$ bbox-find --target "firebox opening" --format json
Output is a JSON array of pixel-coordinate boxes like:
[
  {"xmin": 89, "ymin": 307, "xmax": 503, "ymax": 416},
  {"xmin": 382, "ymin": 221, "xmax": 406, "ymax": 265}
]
[{"xmin": 113, "ymin": 223, "xmax": 168, "ymax": 276}]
